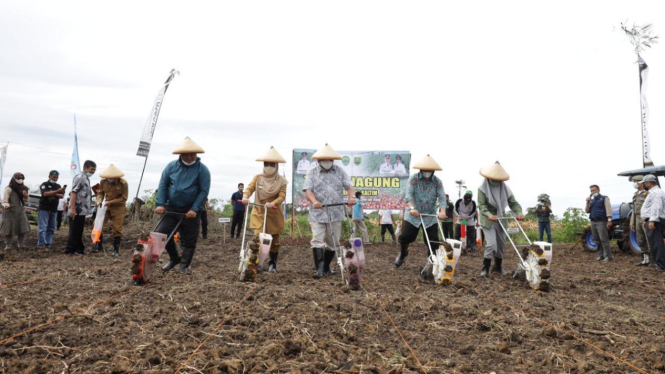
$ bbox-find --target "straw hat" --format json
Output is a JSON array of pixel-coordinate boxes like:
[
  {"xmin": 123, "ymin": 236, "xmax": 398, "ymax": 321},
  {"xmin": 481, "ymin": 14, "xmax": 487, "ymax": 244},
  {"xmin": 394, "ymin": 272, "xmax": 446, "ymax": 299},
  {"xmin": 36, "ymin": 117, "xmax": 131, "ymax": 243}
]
[
  {"xmin": 256, "ymin": 146, "xmax": 286, "ymax": 163},
  {"xmin": 172, "ymin": 137, "xmax": 205, "ymax": 154},
  {"xmin": 100, "ymin": 164, "xmax": 125, "ymax": 178},
  {"xmin": 479, "ymin": 161, "xmax": 509, "ymax": 181},
  {"xmin": 413, "ymin": 154, "xmax": 442, "ymax": 171},
  {"xmin": 631, "ymin": 175, "xmax": 644, "ymax": 182},
  {"xmin": 311, "ymin": 143, "xmax": 342, "ymax": 160}
]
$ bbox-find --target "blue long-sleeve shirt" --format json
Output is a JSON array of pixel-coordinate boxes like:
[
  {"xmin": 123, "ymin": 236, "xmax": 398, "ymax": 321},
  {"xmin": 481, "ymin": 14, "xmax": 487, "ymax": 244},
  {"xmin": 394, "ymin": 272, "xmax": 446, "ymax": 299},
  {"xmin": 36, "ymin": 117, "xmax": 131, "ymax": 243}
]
[{"xmin": 156, "ymin": 158, "xmax": 211, "ymax": 212}]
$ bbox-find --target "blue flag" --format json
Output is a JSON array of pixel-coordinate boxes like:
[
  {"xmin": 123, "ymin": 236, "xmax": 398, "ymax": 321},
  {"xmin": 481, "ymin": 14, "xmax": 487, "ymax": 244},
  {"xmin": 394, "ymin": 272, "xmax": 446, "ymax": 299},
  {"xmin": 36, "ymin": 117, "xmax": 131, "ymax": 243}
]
[{"xmin": 70, "ymin": 115, "xmax": 81, "ymax": 178}]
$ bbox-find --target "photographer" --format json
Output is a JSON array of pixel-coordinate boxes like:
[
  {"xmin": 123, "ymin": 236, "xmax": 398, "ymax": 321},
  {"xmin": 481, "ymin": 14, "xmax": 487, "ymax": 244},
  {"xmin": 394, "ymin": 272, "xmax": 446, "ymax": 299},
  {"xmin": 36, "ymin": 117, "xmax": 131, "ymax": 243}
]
[{"xmin": 536, "ymin": 199, "xmax": 552, "ymax": 243}]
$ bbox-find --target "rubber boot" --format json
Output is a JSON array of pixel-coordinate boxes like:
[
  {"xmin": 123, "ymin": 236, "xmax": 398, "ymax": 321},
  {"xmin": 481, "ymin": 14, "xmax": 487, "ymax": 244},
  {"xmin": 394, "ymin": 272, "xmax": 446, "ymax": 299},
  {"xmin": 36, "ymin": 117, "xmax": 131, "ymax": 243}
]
[
  {"xmin": 480, "ymin": 258, "xmax": 491, "ymax": 277},
  {"xmin": 92, "ymin": 235, "xmax": 102, "ymax": 253},
  {"xmin": 162, "ymin": 243, "xmax": 181, "ymax": 272},
  {"xmin": 493, "ymin": 257, "xmax": 508, "ymax": 275},
  {"xmin": 313, "ymin": 248, "xmax": 325, "ymax": 279},
  {"xmin": 324, "ymin": 250, "xmax": 337, "ymax": 276},
  {"xmin": 112, "ymin": 237, "xmax": 121, "ymax": 257},
  {"xmin": 179, "ymin": 247, "xmax": 195, "ymax": 274},
  {"xmin": 395, "ymin": 243, "xmax": 409, "ymax": 267},
  {"xmin": 17, "ymin": 234, "xmax": 25, "ymax": 249},
  {"xmin": 4, "ymin": 235, "xmax": 12, "ymax": 250},
  {"xmin": 312, "ymin": 248, "xmax": 318, "ymax": 271},
  {"xmin": 268, "ymin": 252, "xmax": 278, "ymax": 273},
  {"xmin": 636, "ymin": 253, "xmax": 648, "ymax": 266}
]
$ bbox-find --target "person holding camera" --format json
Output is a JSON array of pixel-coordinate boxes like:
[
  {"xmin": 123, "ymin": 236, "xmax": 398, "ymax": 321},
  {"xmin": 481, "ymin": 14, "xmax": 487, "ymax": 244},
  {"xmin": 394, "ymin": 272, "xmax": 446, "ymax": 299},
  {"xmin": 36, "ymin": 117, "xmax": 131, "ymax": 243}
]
[
  {"xmin": 585, "ymin": 185, "xmax": 612, "ymax": 262},
  {"xmin": 536, "ymin": 199, "xmax": 552, "ymax": 243}
]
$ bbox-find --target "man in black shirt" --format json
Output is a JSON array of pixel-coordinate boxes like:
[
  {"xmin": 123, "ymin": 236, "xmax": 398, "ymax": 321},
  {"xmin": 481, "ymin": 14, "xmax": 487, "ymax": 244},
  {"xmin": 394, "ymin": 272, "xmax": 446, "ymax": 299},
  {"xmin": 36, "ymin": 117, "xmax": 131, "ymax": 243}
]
[
  {"xmin": 230, "ymin": 183, "xmax": 245, "ymax": 239},
  {"xmin": 38, "ymin": 170, "xmax": 65, "ymax": 248}
]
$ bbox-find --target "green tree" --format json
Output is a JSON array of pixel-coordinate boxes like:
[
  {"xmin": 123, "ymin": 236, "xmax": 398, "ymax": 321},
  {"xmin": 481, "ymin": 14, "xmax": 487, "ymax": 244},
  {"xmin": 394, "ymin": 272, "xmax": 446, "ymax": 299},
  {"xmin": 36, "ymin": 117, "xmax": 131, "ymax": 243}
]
[
  {"xmin": 560, "ymin": 207, "xmax": 588, "ymax": 242},
  {"xmin": 141, "ymin": 189, "xmax": 158, "ymax": 208}
]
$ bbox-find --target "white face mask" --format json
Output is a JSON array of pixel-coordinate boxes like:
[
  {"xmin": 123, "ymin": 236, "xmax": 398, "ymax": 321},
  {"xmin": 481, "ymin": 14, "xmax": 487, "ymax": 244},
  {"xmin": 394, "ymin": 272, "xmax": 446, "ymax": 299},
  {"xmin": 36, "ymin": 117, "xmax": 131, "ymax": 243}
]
[
  {"xmin": 320, "ymin": 161, "xmax": 333, "ymax": 170},
  {"xmin": 422, "ymin": 171, "xmax": 433, "ymax": 178},
  {"xmin": 263, "ymin": 166, "xmax": 276, "ymax": 174},
  {"xmin": 15, "ymin": 179, "xmax": 24, "ymax": 184},
  {"xmin": 633, "ymin": 182, "xmax": 639, "ymax": 189},
  {"xmin": 182, "ymin": 160, "xmax": 196, "ymax": 166}
]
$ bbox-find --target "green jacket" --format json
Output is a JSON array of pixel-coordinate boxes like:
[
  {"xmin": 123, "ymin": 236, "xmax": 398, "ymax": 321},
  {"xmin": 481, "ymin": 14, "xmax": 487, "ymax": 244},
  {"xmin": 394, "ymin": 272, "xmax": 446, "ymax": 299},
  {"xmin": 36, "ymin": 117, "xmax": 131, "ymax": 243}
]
[{"xmin": 477, "ymin": 189, "xmax": 523, "ymax": 229}]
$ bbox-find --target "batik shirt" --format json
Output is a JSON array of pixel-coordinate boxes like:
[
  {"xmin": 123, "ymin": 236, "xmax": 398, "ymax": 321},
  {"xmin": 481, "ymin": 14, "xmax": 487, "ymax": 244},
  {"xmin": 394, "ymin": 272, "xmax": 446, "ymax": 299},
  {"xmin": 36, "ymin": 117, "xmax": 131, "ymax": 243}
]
[
  {"xmin": 405, "ymin": 172, "xmax": 446, "ymax": 229},
  {"xmin": 303, "ymin": 164, "xmax": 353, "ymax": 223},
  {"xmin": 71, "ymin": 174, "xmax": 93, "ymax": 216}
]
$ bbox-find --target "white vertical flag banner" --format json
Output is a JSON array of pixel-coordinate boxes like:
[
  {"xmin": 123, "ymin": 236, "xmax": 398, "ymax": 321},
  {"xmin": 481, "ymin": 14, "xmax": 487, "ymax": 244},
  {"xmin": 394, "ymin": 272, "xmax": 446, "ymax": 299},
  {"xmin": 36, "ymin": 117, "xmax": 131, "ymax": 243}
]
[
  {"xmin": 136, "ymin": 69, "xmax": 178, "ymax": 157},
  {"xmin": 70, "ymin": 115, "xmax": 81, "ymax": 178},
  {"xmin": 0, "ymin": 143, "xmax": 7, "ymax": 200},
  {"xmin": 638, "ymin": 55, "xmax": 653, "ymax": 167}
]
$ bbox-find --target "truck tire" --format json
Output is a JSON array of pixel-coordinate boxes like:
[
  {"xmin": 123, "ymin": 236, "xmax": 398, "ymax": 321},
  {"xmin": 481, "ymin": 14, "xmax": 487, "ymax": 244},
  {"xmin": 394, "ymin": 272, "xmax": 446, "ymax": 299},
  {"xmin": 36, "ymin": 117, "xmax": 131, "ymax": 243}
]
[{"xmin": 582, "ymin": 226, "xmax": 597, "ymax": 252}]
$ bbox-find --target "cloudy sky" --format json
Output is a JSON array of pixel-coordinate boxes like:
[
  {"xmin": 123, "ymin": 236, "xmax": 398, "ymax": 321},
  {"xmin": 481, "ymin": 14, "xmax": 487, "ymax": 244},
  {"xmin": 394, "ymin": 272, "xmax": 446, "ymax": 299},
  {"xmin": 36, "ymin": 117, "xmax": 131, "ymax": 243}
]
[{"xmin": 1, "ymin": 1, "xmax": 664, "ymax": 216}]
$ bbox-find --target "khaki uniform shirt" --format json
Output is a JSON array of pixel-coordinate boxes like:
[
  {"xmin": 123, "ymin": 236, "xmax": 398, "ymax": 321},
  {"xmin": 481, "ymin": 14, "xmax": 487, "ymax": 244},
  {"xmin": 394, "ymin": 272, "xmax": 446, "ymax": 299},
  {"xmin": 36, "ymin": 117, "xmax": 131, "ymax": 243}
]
[
  {"xmin": 631, "ymin": 190, "xmax": 648, "ymax": 226},
  {"xmin": 96, "ymin": 178, "xmax": 128, "ymax": 213},
  {"xmin": 244, "ymin": 175, "xmax": 286, "ymax": 235}
]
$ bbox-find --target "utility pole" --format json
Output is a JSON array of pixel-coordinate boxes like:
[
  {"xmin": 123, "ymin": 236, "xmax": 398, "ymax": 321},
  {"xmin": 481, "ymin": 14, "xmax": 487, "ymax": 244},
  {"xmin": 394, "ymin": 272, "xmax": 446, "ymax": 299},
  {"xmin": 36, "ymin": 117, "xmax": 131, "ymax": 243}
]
[{"xmin": 455, "ymin": 180, "xmax": 466, "ymax": 199}]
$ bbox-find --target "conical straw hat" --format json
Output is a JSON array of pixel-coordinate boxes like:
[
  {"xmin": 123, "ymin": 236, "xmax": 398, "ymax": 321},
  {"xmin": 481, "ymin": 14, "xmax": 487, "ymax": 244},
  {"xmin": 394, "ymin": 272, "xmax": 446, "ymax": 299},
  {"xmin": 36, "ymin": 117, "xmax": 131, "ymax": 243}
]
[
  {"xmin": 479, "ymin": 161, "xmax": 509, "ymax": 181},
  {"xmin": 413, "ymin": 154, "xmax": 442, "ymax": 171},
  {"xmin": 256, "ymin": 146, "xmax": 286, "ymax": 163},
  {"xmin": 172, "ymin": 137, "xmax": 205, "ymax": 154},
  {"xmin": 100, "ymin": 164, "xmax": 125, "ymax": 178},
  {"xmin": 311, "ymin": 143, "xmax": 342, "ymax": 160}
]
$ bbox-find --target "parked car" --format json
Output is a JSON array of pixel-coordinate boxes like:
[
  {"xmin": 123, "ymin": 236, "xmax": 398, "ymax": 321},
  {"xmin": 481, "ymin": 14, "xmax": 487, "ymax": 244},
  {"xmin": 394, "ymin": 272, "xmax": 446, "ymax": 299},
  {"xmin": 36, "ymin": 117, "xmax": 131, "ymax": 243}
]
[{"xmin": 24, "ymin": 193, "xmax": 41, "ymax": 223}]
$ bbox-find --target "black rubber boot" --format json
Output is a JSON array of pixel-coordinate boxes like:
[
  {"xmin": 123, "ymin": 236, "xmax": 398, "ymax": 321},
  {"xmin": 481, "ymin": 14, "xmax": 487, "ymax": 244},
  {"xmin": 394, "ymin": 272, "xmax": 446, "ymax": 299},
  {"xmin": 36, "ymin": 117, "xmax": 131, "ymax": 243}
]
[
  {"xmin": 92, "ymin": 235, "xmax": 102, "ymax": 253},
  {"xmin": 179, "ymin": 247, "xmax": 195, "ymax": 274},
  {"xmin": 312, "ymin": 248, "xmax": 318, "ymax": 271},
  {"xmin": 324, "ymin": 250, "xmax": 337, "ymax": 276},
  {"xmin": 395, "ymin": 243, "xmax": 409, "ymax": 267},
  {"xmin": 480, "ymin": 258, "xmax": 491, "ymax": 277},
  {"xmin": 268, "ymin": 252, "xmax": 278, "ymax": 273},
  {"xmin": 493, "ymin": 257, "xmax": 508, "ymax": 275},
  {"xmin": 313, "ymin": 248, "xmax": 325, "ymax": 279},
  {"xmin": 112, "ymin": 237, "xmax": 121, "ymax": 257}
]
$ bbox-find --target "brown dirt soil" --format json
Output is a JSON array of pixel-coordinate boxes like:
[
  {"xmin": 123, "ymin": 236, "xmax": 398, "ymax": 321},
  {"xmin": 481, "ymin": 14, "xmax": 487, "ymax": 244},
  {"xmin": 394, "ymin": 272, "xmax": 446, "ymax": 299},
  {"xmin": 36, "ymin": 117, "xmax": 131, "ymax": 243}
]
[{"xmin": 2, "ymin": 226, "xmax": 665, "ymax": 373}]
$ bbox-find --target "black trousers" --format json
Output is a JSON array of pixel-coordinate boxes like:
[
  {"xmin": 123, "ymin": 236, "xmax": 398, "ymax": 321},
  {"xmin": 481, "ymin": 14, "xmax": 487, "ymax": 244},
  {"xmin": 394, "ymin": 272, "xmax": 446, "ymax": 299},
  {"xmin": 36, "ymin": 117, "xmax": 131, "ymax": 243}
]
[
  {"xmin": 200, "ymin": 210, "xmax": 208, "ymax": 238},
  {"xmin": 398, "ymin": 220, "xmax": 440, "ymax": 257},
  {"xmin": 381, "ymin": 224, "xmax": 396, "ymax": 242},
  {"xmin": 646, "ymin": 220, "xmax": 665, "ymax": 269},
  {"xmin": 156, "ymin": 209, "xmax": 200, "ymax": 260},
  {"xmin": 442, "ymin": 221, "xmax": 453, "ymax": 240},
  {"xmin": 65, "ymin": 215, "xmax": 86, "ymax": 254},
  {"xmin": 231, "ymin": 211, "xmax": 245, "ymax": 238},
  {"xmin": 56, "ymin": 211, "xmax": 63, "ymax": 230}
]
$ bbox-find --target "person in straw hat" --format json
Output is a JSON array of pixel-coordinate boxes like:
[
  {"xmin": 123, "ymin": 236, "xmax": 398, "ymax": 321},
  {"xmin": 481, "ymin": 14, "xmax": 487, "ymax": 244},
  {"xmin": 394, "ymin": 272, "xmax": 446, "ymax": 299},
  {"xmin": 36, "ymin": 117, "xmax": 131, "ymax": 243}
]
[
  {"xmin": 242, "ymin": 146, "xmax": 289, "ymax": 273},
  {"xmin": 304, "ymin": 144, "xmax": 357, "ymax": 279},
  {"xmin": 395, "ymin": 154, "xmax": 448, "ymax": 271},
  {"xmin": 94, "ymin": 164, "xmax": 129, "ymax": 256},
  {"xmin": 155, "ymin": 137, "xmax": 211, "ymax": 274},
  {"xmin": 478, "ymin": 161, "xmax": 524, "ymax": 277}
]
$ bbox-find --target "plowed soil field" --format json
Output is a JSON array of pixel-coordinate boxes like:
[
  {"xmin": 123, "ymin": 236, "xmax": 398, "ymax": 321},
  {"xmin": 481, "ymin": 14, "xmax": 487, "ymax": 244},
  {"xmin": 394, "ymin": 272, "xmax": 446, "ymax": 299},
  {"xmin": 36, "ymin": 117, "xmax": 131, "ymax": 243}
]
[{"xmin": 1, "ymin": 224, "xmax": 665, "ymax": 374}]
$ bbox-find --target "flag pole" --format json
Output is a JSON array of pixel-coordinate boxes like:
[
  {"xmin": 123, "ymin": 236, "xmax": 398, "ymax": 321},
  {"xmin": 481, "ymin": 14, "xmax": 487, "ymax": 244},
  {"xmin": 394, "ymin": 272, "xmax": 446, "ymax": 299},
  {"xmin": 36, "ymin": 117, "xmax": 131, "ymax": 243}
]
[{"xmin": 133, "ymin": 69, "xmax": 179, "ymax": 217}]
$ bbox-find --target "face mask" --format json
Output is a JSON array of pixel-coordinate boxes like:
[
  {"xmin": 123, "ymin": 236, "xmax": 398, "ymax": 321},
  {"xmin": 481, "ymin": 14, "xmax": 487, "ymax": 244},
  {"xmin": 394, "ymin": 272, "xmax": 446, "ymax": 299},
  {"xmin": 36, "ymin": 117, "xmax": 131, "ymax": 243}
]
[
  {"xmin": 464, "ymin": 198, "xmax": 471, "ymax": 203},
  {"xmin": 320, "ymin": 161, "xmax": 333, "ymax": 170},
  {"xmin": 591, "ymin": 192, "xmax": 599, "ymax": 198},
  {"xmin": 15, "ymin": 179, "xmax": 24, "ymax": 184},
  {"xmin": 85, "ymin": 172, "xmax": 93, "ymax": 178},
  {"xmin": 182, "ymin": 160, "xmax": 196, "ymax": 166},
  {"xmin": 49, "ymin": 179, "xmax": 57, "ymax": 184},
  {"xmin": 633, "ymin": 183, "xmax": 639, "ymax": 189},
  {"xmin": 108, "ymin": 179, "xmax": 117, "ymax": 183},
  {"xmin": 539, "ymin": 202, "xmax": 544, "ymax": 206},
  {"xmin": 263, "ymin": 166, "xmax": 276, "ymax": 174},
  {"xmin": 488, "ymin": 180, "xmax": 500, "ymax": 187},
  {"xmin": 421, "ymin": 171, "xmax": 433, "ymax": 178}
]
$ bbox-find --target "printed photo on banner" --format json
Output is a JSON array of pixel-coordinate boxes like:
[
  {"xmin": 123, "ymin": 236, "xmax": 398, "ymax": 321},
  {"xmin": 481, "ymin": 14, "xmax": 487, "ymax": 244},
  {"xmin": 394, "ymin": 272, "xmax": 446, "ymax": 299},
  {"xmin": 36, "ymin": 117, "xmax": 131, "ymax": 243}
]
[{"xmin": 292, "ymin": 149, "xmax": 411, "ymax": 210}]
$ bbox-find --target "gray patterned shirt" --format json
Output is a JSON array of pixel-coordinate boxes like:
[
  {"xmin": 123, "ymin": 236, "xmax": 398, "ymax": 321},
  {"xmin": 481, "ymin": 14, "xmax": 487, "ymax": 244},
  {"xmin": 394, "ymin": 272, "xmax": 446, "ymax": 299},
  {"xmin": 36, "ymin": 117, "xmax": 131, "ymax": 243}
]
[
  {"xmin": 304, "ymin": 165, "xmax": 353, "ymax": 223},
  {"xmin": 71, "ymin": 174, "xmax": 93, "ymax": 216}
]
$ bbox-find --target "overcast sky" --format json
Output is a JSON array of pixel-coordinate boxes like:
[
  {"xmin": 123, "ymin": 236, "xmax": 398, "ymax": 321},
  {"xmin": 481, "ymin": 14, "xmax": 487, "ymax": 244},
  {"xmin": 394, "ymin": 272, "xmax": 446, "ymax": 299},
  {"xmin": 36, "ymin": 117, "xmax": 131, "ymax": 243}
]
[{"xmin": 1, "ymin": 1, "xmax": 664, "ymax": 217}]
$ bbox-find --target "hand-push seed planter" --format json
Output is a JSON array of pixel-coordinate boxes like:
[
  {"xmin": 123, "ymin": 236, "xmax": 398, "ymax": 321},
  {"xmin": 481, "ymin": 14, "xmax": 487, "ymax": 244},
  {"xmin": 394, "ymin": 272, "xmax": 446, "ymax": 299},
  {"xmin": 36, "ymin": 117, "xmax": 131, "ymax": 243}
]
[
  {"xmin": 419, "ymin": 213, "xmax": 462, "ymax": 285},
  {"xmin": 322, "ymin": 202, "xmax": 365, "ymax": 290},
  {"xmin": 238, "ymin": 201, "xmax": 277, "ymax": 282},
  {"xmin": 132, "ymin": 212, "xmax": 184, "ymax": 285}
]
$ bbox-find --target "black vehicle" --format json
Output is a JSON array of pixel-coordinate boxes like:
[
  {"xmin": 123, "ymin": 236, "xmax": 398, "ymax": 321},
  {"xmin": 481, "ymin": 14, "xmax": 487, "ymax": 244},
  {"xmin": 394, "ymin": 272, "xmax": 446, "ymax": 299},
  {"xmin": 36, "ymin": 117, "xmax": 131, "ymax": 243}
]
[
  {"xmin": 582, "ymin": 165, "xmax": 665, "ymax": 255},
  {"xmin": 24, "ymin": 193, "xmax": 41, "ymax": 223}
]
